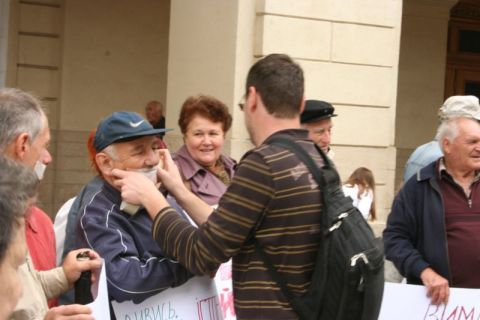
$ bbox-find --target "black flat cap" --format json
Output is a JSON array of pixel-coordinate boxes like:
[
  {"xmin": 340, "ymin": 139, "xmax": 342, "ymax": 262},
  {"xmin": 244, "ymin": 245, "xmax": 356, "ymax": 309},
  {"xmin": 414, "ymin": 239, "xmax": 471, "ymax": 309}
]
[{"xmin": 300, "ymin": 100, "xmax": 337, "ymax": 124}]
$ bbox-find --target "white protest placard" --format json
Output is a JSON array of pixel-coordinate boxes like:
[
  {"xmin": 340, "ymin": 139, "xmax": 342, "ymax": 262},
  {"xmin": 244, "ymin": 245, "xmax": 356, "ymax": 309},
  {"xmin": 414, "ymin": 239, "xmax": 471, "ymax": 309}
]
[
  {"xmin": 87, "ymin": 259, "xmax": 111, "ymax": 319},
  {"xmin": 379, "ymin": 282, "xmax": 480, "ymax": 320},
  {"xmin": 183, "ymin": 206, "xmax": 237, "ymax": 320},
  {"xmin": 111, "ymin": 276, "xmax": 223, "ymax": 320},
  {"xmin": 214, "ymin": 260, "xmax": 236, "ymax": 320}
]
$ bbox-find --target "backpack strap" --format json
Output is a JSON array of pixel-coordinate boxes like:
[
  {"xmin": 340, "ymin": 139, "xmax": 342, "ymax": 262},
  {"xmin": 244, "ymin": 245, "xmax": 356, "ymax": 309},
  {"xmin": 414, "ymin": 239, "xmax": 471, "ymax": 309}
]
[
  {"xmin": 268, "ymin": 137, "xmax": 333, "ymax": 227},
  {"xmin": 269, "ymin": 138, "xmax": 347, "ymax": 234},
  {"xmin": 254, "ymin": 137, "xmax": 333, "ymax": 319},
  {"xmin": 269, "ymin": 137, "xmax": 329, "ymax": 178},
  {"xmin": 269, "ymin": 137, "xmax": 340, "ymax": 193}
]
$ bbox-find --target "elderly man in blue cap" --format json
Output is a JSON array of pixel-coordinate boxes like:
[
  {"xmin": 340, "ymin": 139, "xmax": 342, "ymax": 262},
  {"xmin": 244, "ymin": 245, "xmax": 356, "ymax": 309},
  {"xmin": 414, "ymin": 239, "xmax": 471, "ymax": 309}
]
[
  {"xmin": 300, "ymin": 99, "xmax": 337, "ymax": 158},
  {"xmin": 74, "ymin": 111, "xmax": 192, "ymax": 314}
]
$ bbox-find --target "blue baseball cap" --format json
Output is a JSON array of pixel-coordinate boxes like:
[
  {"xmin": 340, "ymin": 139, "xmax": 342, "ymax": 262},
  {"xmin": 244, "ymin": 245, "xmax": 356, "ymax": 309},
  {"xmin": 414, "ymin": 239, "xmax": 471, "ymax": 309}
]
[{"xmin": 93, "ymin": 111, "xmax": 171, "ymax": 152}]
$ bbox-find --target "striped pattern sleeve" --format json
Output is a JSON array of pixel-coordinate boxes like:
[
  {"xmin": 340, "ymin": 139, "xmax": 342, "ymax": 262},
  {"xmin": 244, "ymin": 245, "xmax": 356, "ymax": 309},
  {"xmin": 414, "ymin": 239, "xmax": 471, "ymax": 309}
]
[
  {"xmin": 152, "ymin": 150, "xmax": 275, "ymax": 276},
  {"xmin": 152, "ymin": 135, "xmax": 324, "ymax": 318}
]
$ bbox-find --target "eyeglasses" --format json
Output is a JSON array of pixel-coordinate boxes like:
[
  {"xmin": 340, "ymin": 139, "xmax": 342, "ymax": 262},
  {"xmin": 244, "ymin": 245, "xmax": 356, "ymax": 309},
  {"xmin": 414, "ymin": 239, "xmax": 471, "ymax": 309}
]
[{"xmin": 238, "ymin": 95, "xmax": 246, "ymax": 111}]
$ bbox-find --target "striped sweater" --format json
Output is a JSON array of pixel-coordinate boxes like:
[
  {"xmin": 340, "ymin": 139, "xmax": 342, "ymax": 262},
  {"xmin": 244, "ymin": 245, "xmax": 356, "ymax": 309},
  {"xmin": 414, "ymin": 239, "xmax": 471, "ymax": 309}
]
[{"xmin": 152, "ymin": 129, "xmax": 324, "ymax": 319}]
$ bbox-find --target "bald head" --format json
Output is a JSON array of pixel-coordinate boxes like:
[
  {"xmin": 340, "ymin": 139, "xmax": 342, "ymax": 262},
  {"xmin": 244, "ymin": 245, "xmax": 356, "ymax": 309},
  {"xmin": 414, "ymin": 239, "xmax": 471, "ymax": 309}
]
[{"xmin": 145, "ymin": 100, "xmax": 164, "ymax": 125}]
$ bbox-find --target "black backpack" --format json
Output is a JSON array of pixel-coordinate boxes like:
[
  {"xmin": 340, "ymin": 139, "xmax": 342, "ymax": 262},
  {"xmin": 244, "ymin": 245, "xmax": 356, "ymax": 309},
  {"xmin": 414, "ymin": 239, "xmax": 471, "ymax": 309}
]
[{"xmin": 255, "ymin": 137, "xmax": 384, "ymax": 320}]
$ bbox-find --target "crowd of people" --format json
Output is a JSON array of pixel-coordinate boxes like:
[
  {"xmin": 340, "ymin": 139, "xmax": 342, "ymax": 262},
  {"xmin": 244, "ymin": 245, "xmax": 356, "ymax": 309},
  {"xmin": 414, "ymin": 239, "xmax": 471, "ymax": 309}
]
[{"xmin": 1, "ymin": 53, "xmax": 480, "ymax": 319}]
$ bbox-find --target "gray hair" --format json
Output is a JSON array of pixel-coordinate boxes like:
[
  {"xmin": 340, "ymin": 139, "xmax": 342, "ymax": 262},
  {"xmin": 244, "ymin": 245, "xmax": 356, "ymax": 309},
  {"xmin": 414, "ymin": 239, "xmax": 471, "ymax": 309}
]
[
  {"xmin": 0, "ymin": 157, "xmax": 38, "ymax": 263},
  {"xmin": 0, "ymin": 88, "xmax": 46, "ymax": 152},
  {"xmin": 435, "ymin": 117, "xmax": 460, "ymax": 153},
  {"xmin": 102, "ymin": 144, "xmax": 118, "ymax": 160}
]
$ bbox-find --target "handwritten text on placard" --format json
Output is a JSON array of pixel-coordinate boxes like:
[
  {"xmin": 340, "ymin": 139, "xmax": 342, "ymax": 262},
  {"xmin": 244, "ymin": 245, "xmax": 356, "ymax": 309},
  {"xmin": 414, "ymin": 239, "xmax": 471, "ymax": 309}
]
[
  {"xmin": 379, "ymin": 282, "xmax": 480, "ymax": 320},
  {"xmin": 112, "ymin": 276, "xmax": 223, "ymax": 320}
]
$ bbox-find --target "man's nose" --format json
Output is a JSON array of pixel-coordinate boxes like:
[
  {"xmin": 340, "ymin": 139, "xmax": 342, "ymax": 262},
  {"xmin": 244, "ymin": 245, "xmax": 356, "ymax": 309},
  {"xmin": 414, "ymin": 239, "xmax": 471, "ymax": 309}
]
[
  {"xmin": 474, "ymin": 143, "xmax": 480, "ymax": 153},
  {"xmin": 322, "ymin": 132, "xmax": 331, "ymax": 145},
  {"xmin": 42, "ymin": 149, "xmax": 53, "ymax": 165},
  {"xmin": 145, "ymin": 148, "xmax": 160, "ymax": 166}
]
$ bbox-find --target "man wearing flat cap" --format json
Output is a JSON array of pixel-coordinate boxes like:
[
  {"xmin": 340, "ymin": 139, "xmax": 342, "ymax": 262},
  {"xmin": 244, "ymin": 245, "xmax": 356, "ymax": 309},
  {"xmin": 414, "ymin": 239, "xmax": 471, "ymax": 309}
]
[
  {"xmin": 300, "ymin": 99, "xmax": 337, "ymax": 158},
  {"xmin": 74, "ymin": 111, "xmax": 192, "ymax": 312}
]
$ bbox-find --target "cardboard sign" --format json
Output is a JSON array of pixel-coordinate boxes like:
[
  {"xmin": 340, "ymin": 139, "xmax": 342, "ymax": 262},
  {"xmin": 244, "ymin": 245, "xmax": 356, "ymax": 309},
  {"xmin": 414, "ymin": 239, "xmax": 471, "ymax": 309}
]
[
  {"xmin": 214, "ymin": 261, "xmax": 236, "ymax": 320},
  {"xmin": 112, "ymin": 276, "xmax": 223, "ymax": 320},
  {"xmin": 183, "ymin": 206, "xmax": 237, "ymax": 320},
  {"xmin": 379, "ymin": 282, "xmax": 480, "ymax": 320}
]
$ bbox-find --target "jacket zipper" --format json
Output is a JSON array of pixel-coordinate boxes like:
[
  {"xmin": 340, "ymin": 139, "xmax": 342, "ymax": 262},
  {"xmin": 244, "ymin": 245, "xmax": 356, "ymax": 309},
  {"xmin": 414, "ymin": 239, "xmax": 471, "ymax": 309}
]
[{"xmin": 430, "ymin": 177, "xmax": 453, "ymax": 283}]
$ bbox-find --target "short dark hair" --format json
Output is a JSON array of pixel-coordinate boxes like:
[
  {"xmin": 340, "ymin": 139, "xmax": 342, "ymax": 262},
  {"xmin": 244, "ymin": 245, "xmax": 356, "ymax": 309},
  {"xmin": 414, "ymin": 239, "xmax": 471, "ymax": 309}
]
[
  {"xmin": 178, "ymin": 95, "xmax": 232, "ymax": 135},
  {"xmin": 246, "ymin": 53, "xmax": 304, "ymax": 118},
  {"xmin": 0, "ymin": 157, "xmax": 38, "ymax": 263}
]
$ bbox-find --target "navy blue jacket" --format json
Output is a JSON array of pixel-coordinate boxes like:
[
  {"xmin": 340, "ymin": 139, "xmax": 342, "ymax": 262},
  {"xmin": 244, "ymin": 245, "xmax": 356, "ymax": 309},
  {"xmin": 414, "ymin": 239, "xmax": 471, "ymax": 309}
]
[
  {"xmin": 63, "ymin": 176, "xmax": 103, "ymax": 261},
  {"xmin": 76, "ymin": 180, "xmax": 192, "ymax": 304},
  {"xmin": 383, "ymin": 160, "xmax": 451, "ymax": 284}
]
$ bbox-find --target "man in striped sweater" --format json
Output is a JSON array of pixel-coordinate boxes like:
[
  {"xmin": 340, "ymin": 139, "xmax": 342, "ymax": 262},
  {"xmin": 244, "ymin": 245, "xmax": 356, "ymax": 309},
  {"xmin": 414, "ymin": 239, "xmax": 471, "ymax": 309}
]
[{"xmin": 114, "ymin": 54, "xmax": 325, "ymax": 319}]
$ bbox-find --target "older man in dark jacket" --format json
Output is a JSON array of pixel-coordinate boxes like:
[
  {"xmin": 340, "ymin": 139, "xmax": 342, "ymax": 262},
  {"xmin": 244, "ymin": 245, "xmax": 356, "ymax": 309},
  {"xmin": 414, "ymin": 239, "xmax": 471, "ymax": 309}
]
[
  {"xmin": 384, "ymin": 114, "xmax": 480, "ymax": 305},
  {"xmin": 75, "ymin": 111, "xmax": 192, "ymax": 312}
]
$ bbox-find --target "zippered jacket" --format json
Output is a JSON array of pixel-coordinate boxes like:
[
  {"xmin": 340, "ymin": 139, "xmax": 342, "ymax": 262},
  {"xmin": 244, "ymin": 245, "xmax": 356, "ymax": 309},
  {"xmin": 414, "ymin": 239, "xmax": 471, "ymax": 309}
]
[
  {"xmin": 383, "ymin": 160, "xmax": 450, "ymax": 284},
  {"xmin": 76, "ymin": 180, "xmax": 192, "ymax": 304}
]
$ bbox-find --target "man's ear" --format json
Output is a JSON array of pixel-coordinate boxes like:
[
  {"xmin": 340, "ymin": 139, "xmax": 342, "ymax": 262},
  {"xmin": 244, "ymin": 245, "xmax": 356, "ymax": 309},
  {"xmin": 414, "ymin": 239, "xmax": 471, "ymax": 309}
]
[
  {"xmin": 299, "ymin": 96, "xmax": 306, "ymax": 114},
  {"xmin": 247, "ymin": 86, "xmax": 257, "ymax": 112},
  {"xmin": 12, "ymin": 133, "xmax": 30, "ymax": 161},
  {"xmin": 96, "ymin": 153, "xmax": 114, "ymax": 177},
  {"xmin": 442, "ymin": 138, "xmax": 451, "ymax": 154}
]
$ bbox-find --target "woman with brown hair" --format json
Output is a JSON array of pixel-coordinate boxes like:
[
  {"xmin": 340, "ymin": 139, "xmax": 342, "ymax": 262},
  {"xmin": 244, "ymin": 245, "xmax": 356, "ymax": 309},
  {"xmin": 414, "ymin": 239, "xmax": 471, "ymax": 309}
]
[{"xmin": 174, "ymin": 95, "xmax": 236, "ymax": 206}]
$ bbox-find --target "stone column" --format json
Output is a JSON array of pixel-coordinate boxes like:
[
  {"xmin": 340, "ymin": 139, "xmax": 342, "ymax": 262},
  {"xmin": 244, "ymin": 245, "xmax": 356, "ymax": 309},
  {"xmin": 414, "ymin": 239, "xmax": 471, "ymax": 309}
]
[{"xmin": 165, "ymin": 0, "xmax": 256, "ymax": 160}]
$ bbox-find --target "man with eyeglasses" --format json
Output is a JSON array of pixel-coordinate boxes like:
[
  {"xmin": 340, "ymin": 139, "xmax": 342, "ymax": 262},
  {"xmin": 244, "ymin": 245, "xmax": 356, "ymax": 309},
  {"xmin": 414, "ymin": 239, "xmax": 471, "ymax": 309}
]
[{"xmin": 112, "ymin": 53, "xmax": 329, "ymax": 319}]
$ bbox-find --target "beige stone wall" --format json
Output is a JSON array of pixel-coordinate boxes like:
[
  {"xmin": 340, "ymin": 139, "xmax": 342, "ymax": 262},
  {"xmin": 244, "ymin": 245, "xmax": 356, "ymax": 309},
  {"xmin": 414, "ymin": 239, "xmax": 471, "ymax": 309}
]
[
  {"xmin": 52, "ymin": 0, "xmax": 171, "ymax": 214},
  {"xmin": 164, "ymin": 0, "xmax": 256, "ymax": 160},
  {"xmin": 60, "ymin": 0, "xmax": 170, "ymax": 130}
]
